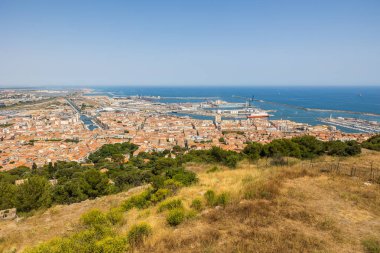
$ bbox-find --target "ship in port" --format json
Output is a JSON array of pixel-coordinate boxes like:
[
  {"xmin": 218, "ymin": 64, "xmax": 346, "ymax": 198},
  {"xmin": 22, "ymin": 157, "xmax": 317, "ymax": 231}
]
[{"xmin": 247, "ymin": 109, "xmax": 270, "ymax": 119}]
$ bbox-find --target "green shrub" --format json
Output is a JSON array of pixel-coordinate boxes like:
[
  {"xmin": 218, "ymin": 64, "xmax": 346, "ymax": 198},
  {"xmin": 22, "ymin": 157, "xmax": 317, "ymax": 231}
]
[
  {"xmin": 95, "ymin": 236, "xmax": 127, "ymax": 253},
  {"xmin": 362, "ymin": 135, "xmax": 380, "ymax": 151},
  {"xmin": 242, "ymin": 142, "xmax": 263, "ymax": 161},
  {"xmin": 215, "ymin": 192, "xmax": 230, "ymax": 207},
  {"xmin": 122, "ymin": 189, "xmax": 151, "ymax": 211},
  {"xmin": 172, "ymin": 170, "xmax": 198, "ymax": 186},
  {"xmin": 106, "ymin": 208, "xmax": 124, "ymax": 225},
  {"xmin": 163, "ymin": 179, "xmax": 183, "ymax": 192},
  {"xmin": 362, "ymin": 238, "xmax": 380, "ymax": 253},
  {"xmin": 190, "ymin": 198, "xmax": 203, "ymax": 211},
  {"xmin": 324, "ymin": 140, "xmax": 361, "ymax": 156},
  {"xmin": 186, "ymin": 209, "xmax": 197, "ymax": 219},
  {"xmin": 24, "ymin": 228, "xmax": 114, "ymax": 253},
  {"xmin": 127, "ymin": 223, "xmax": 152, "ymax": 248},
  {"xmin": 150, "ymin": 188, "xmax": 171, "ymax": 203},
  {"xmin": 291, "ymin": 136, "xmax": 324, "ymax": 159},
  {"xmin": 81, "ymin": 209, "xmax": 110, "ymax": 228},
  {"xmin": 203, "ymin": 190, "xmax": 229, "ymax": 207},
  {"xmin": 158, "ymin": 199, "xmax": 183, "ymax": 212},
  {"xmin": 204, "ymin": 190, "xmax": 216, "ymax": 206},
  {"xmin": 24, "ymin": 237, "xmax": 69, "ymax": 253},
  {"xmin": 166, "ymin": 208, "xmax": 186, "ymax": 226}
]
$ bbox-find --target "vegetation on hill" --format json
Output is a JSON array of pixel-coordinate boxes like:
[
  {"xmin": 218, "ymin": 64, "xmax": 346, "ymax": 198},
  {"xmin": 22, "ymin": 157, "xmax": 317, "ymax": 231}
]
[
  {"xmin": 243, "ymin": 135, "xmax": 362, "ymax": 160},
  {"xmin": 0, "ymin": 136, "xmax": 367, "ymax": 214},
  {"xmin": 15, "ymin": 150, "xmax": 380, "ymax": 253},
  {"xmin": 362, "ymin": 134, "xmax": 380, "ymax": 151},
  {"xmin": 0, "ymin": 142, "xmax": 197, "ymax": 213}
]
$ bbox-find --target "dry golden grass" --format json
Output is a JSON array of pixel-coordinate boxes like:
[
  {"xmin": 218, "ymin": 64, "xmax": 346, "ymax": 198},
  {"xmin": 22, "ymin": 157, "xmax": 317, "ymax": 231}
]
[
  {"xmin": 137, "ymin": 153, "xmax": 380, "ymax": 253},
  {"xmin": 0, "ymin": 185, "xmax": 148, "ymax": 253},
  {"xmin": 1, "ymin": 152, "xmax": 380, "ymax": 253}
]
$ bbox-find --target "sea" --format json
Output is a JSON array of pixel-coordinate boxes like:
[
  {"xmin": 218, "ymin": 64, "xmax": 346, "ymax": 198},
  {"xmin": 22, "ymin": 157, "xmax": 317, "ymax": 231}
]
[{"xmin": 91, "ymin": 86, "xmax": 380, "ymax": 133}]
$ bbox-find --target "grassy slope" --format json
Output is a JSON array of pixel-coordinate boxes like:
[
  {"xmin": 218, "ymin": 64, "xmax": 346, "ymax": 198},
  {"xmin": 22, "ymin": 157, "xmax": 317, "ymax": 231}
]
[
  {"xmin": 1, "ymin": 151, "xmax": 380, "ymax": 253},
  {"xmin": 141, "ymin": 153, "xmax": 380, "ymax": 253},
  {"xmin": 0, "ymin": 186, "xmax": 149, "ymax": 252}
]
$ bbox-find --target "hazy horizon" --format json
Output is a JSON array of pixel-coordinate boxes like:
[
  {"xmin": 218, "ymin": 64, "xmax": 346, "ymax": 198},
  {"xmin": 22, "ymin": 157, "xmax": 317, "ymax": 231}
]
[
  {"xmin": 2, "ymin": 84, "xmax": 380, "ymax": 89},
  {"xmin": 1, "ymin": 0, "xmax": 380, "ymax": 87}
]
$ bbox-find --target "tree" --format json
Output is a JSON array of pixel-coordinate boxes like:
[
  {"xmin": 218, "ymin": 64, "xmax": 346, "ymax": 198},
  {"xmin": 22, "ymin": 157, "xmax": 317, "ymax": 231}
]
[
  {"xmin": 82, "ymin": 169, "xmax": 110, "ymax": 198},
  {"xmin": 291, "ymin": 136, "xmax": 324, "ymax": 159},
  {"xmin": 0, "ymin": 182, "xmax": 16, "ymax": 209},
  {"xmin": 242, "ymin": 142, "xmax": 263, "ymax": 161},
  {"xmin": 31, "ymin": 162, "xmax": 38, "ymax": 174},
  {"xmin": 262, "ymin": 139, "xmax": 301, "ymax": 158},
  {"xmin": 361, "ymin": 135, "xmax": 380, "ymax": 151},
  {"xmin": 7, "ymin": 166, "xmax": 29, "ymax": 177},
  {"xmin": 154, "ymin": 157, "xmax": 176, "ymax": 175},
  {"xmin": 15, "ymin": 176, "xmax": 52, "ymax": 212},
  {"xmin": 345, "ymin": 140, "xmax": 361, "ymax": 156},
  {"xmin": 112, "ymin": 154, "xmax": 125, "ymax": 163},
  {"xmin": 53, "ymin": 178, "xmax": 88, "ymax": 204},
  {"xmin": 324, "ymin": 140, "xmax": 361, "ymax": 156}
]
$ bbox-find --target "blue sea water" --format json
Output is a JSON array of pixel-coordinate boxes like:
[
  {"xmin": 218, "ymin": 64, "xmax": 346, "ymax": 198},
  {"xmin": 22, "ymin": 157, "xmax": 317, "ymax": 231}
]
[{"xmin": 93, "ymin": 86, "xmax": 380, "ymax": 132}]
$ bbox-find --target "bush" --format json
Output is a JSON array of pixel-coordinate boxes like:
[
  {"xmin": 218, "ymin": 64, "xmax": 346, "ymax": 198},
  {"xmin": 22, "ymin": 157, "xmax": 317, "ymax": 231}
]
[
  {"xmin": 163, "ymin": 179, "xmax": 183, "ymax": 192},
  {"xmin": 345, "ymin": 140, "xmax": 362, "ymax": 156},
  {"xmin": 204, "ymin": 190, "xmax": 216, "ymax": 206},
  {"xmin": 127, "ymin": 223, "xmax": 152, "ymax": 248},
  {"xmin": 122, "ymin": 189, "xmax": 152, "ymax": 211},
  {"xmin": 190, "ymin": 198, "xmax": 203, "ymax": 211},
  {"xmin": 325, "ymin": 140, "xmax": 361, "ymax": 156},
  {"xmin": 292, "ymin": 136, "xmax": 324, "ymax": 159},
  {"xmin": 166, "ymin": 208, "xmax": 186, "ymax": 226},
  {"xmin": 95, "ymin": 236, "xmax": 127, "ymax": 253},
  {"xmin": 362, "ymin": 135, "xmax": 380, "ymax": 151},
  {"xmin": 171, "ymin": 170, "xmax": 198, "ymax": 186},
  {"xmin": 215, "ymin": 192, "xmax": 230, "ymax": 207},
  {"xmin": 242, "ymin": 142, "xmax": 263, "ymax": 161},
  {"xmin": 150, "ymin": 188, "xmax": 171, "ymax": 203},
  {"xmin": 362, "ymin": 238, "xmax": 380, "ymax": 253},
  {"xmin": 24, "ymin": 227, "xmax": 114, "ymax": 253},
  {"xmin": 262, "ymin": 139, "xmax": 301, "ymax": 158},
  {"xmin": 203, "ymin": 190, "xmax": 229, "ymax": 207},
  {"xmin": 158, "ymin": 199, "xmax": 183, "ymax": 212},
  {"xmin": 106, "ymin": 208, "xmax": 124, "ymax": 225},
  {"xmin": 81, "ymin": 209, "xmax": 110, "ymax": 228}
]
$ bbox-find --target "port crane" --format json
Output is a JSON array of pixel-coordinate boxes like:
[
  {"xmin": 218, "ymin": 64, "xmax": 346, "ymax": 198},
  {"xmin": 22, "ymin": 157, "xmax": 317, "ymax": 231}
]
[{"xmin": 232, "ymin": 95, "xmax": 255, "ymax": 108}]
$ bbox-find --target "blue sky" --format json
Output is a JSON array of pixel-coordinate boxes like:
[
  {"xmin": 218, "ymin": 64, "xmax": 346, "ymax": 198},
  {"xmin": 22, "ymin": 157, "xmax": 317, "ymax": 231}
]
[{"xmin": 0, "ymin": 0, "xmax": 380, "ymax": 87}]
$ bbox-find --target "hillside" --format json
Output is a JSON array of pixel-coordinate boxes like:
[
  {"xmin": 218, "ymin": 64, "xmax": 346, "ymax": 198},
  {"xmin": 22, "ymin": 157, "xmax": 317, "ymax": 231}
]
[{"xmin": 1, "ymin": 150, "xmax": 380, "ymax": 253}]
